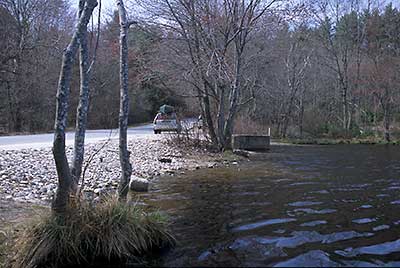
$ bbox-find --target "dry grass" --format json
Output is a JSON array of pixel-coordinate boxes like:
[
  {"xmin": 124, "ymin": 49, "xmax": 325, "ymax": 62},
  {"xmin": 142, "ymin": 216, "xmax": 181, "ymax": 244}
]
[
  {"xmin": 166, "ymin": 121, "xmax": 213, "ymax": 151},
  {"xmin": 0, "ymin": 230, "xmax": 11, "ymax": 268},
  {"xmin": 10, "ymin": 197, "xmax": 175, "ymax": 268}
]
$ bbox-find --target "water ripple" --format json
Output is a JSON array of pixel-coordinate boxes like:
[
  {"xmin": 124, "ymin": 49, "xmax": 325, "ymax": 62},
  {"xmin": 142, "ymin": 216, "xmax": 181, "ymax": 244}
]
[{"xmin": 231, "ymin": 218, "xmax": 297, "ymax": 232}]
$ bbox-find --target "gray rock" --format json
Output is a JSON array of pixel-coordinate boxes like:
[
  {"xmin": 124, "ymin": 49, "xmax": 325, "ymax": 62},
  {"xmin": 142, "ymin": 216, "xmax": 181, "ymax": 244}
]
[
  {"xmin": 0, "ymin": 135, "xmax": 213, "ymax": 204},
  {"xmin": 93, "ymin": 188, "xmax": 103, "ymax": 195},
  {"xmin": 158, "ymin": 157, "xmax": 172, "ymax": 163},
  {"xmin": 129, "ymin": 176, "xmax": 149, "ymax": 192}
]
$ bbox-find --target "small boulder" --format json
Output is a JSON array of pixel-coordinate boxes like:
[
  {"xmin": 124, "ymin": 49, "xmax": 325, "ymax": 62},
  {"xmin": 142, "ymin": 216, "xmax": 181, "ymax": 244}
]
[
  {"xmin": 207, "ymin": 163, "xmax": 217, "ymax": 168},
  {"xmin": 158, "ymin": 157, "xmax": 172, "ymax": 163},
  {"xmin": 93, "ymin": 188, "xmax": 103, "ymax": 195},
  {"xmin": 129, "ymin": 176, "xmax": 149, "ymax": 192}
]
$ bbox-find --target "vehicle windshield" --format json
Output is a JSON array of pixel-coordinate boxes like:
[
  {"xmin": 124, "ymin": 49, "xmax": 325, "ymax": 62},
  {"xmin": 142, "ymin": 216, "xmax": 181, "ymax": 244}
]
[{"xmin": 155, "ymin": 113, "xmax": 177, "ymax": 121}]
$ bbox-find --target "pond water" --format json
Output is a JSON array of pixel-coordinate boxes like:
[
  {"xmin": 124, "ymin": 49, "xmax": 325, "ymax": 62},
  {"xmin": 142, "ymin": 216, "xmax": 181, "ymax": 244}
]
[{"xmin": 140, "ymin": 145, "xmax": 400, "ymax": 267}]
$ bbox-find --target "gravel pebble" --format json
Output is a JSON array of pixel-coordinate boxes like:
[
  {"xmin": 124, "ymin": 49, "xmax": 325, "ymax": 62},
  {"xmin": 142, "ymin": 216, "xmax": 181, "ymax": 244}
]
[{"xmin": 0, "ymin": 135, "xmax": 219, "ymax": 204}]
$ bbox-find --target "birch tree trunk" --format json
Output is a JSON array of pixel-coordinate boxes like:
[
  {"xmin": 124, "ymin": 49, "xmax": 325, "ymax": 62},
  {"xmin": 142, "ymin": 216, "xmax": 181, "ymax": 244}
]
[
  {"xmin": 52, "ymin": 0, "xmax": 98, "ymax": 214},
  {"xmin": 71, "ymin": 0, "xmax": 92, "ymax": 194},
  {"xmin": 116, "ymin": 0, "xmax": 132, "ymax": 202}
]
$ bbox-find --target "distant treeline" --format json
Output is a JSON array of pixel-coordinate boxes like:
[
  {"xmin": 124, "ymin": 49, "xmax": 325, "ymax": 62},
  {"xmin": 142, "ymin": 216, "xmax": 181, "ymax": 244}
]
[{"xmin": 1, "ymin": 0, "xmax": 399, "ymax": 143}]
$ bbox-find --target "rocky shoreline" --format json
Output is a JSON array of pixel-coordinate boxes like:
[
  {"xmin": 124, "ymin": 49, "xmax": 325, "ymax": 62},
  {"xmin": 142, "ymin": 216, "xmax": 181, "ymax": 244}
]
[{"xmin": 0, "ymin": 135, "xmax": 229, "ymax": 205}]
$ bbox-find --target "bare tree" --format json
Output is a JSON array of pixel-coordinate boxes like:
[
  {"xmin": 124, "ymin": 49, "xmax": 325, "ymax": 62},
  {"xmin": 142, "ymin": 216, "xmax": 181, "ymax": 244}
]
[
  {"xmin": 311, "ymin": 0, "xmax": 364, "ymax": 131},
  {"xmin": 70, "ymin": 0, "xmax": 92, "ymax": 193},
  {"xmin": 71, "ymin": 0, "xmax": 102, "ymax": 193},
  {"xmin": 52, "ymin": 0, "xmax": 98, "ymax": 214},
  {"xmin": 0, "ymin": 0, "xmax": 71, "ymax": 133},
  {"xmin": 116, "ymin": 0, "xmax": 133, "ymax": 201},
  {"xmin": 279, "ymin": 28, "xmax": 312, "ymax": 138},
  {"xmin": 3, "ymin": 0, "xmax": 400, "ymax": 150},
  {"xmin": 145, "ymin": 0, "xmax": 281, "ymax": 150}
]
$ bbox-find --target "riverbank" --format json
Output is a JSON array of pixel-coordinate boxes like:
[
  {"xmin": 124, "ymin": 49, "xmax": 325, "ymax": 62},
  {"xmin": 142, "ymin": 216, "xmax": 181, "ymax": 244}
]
[
  {"xmin": 0, "ymin": 134, "xmax": 242, "ymax": 205},
  {"xmin": 0, "ymin": 134, "xmax": 244, "ymax": 266}
]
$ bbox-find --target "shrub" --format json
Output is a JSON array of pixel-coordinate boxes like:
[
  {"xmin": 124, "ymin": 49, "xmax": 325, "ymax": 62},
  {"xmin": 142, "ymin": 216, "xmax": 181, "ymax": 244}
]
[
  {"xmin": 166, "ymin": 119, "xmax": 214, "ymax": 151},
  {"xmin": 11, "ymin": 197, "xmax": 175, "ymax": 268}
]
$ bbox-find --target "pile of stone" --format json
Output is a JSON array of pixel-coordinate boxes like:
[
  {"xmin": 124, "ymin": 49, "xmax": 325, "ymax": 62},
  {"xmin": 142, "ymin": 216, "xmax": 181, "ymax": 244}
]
[{"xmin": 0, "ymin": 135, "xmax": 218, "ymax": 204}]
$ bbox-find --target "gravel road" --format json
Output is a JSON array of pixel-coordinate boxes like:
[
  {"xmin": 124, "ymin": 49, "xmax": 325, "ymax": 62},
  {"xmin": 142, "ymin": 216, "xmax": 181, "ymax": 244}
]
[{"xmin": 0, "ymin": 124, "xmax": 154, "ymax": 150}]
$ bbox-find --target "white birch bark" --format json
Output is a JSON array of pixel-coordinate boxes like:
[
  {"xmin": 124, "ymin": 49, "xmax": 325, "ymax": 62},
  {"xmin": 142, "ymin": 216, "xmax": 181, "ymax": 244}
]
[
  {"xmin": 116, "ymin": 0, "xmax": 132, "ymax": 201},
  {"xmin": 52, "ymin": 0, "xmax": 97, "ymax": 214},
  {"xmin": 71, "ymin": 0, "xmax": 92, "ymax": 193}
]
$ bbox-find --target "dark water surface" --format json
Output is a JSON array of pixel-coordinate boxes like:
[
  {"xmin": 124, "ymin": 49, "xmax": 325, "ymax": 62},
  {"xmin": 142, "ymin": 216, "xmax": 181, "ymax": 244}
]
[{"xmin": 140, "ymin": 145, "xmax": 400, "ymax": 267}]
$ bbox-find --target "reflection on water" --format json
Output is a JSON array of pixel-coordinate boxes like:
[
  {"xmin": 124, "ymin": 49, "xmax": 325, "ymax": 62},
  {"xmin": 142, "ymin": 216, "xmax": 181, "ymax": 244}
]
[
  {"xmin": 139, "ymin": 145, "xmax": 400, "ymax": 267},
  {"xmin": 232, "ymin": 218, "xmax": 297, "ymax": 232}
]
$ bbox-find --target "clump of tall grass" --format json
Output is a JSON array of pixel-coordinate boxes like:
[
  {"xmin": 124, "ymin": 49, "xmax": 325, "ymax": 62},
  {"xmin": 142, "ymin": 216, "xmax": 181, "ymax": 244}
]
[
  {"xmin": 1, "ymin": 229, "xmax": 11, "ymax": 267},
  {"xmin": 11, "ymin": 197, "xmax": 175, "ymax": 268}
]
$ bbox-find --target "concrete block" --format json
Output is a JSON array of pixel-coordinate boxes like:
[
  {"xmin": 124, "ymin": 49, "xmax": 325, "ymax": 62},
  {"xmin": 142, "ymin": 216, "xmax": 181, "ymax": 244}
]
[{"xmin": 232, "ymin": 135, "xmax": 270, "ymax": 151}]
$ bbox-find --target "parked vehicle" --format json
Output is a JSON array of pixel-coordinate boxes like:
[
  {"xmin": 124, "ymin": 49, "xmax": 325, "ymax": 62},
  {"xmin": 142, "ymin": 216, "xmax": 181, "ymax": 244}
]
[
  {"xmin": 153, "ymin": 105, "xmax": 182, "ymax": 134},
  {"xmin": 197, "ymin": 115, "xmax": 203, "ymax": 129}
]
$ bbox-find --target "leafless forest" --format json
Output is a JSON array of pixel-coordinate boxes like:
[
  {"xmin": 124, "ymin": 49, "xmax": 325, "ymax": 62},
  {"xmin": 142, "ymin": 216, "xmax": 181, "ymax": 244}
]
[{"xmin": 1, "ymin": 0, "xmax": 399, "ymax": 147}]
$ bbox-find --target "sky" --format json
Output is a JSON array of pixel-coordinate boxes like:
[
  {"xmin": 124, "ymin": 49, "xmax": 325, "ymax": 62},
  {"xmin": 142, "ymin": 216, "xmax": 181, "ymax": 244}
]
[
  {"xmin": 98, "ymin": 0, "xmax": 116, "ymax": 14},
  {"xmin": 69, "ymin": 0, "xmax": 142, "ymax": 23},
  {"xmin": 69, "ymin": 0, "xmax": 117, "ymax": 18},
  {"xmin": 70, "ymin": 0, "xmax": 114, "ymax": 10},
  {"xmin": 70, "ymin": 0, "xmax": 400, "ymax": 25}
]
